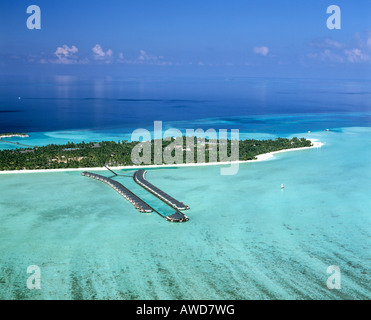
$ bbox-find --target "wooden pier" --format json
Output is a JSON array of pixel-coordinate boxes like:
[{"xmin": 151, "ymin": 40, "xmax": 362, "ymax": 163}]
[
  {"xmin": 82, "ymin": 170, "xmax": 189, "ymax": 222},
  {"xmin": 0, "ymin": 139, "xmax": 35, "ymax": 148},
  {"xmin": 133, "ymin": 169, "xmax": 189, "ymax": 211},
  {"xmin": 81, "ymin": 171, "xmax": 153, "ymax": 213}
]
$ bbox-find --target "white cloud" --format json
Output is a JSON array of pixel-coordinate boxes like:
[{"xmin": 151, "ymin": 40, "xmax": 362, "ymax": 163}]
[
  {"xmin": 138, "ymin": 49, "xmax": 149, "ymax": 61},
  {"xmin": 308, "ymin": 33, "xmax": 371, "ymax": 64},
  {"xmin": 138, "ymin": 50, "xmax": 169, "ymax": 64},
  {"xmin": 116, "ymin": 52, "xmax": 126, "ymax": 63},
  {"xmin": 310, "ymin": 38, "xmax": 345, "ymax": 49},
  {"xmin": 344, "ymin": 48, "xmax": 370, "ymax": 63},
  {"xmin": 307, "ymin": 49, "xmax": 344, "ymax": 63},
  {"xmin": 367, "ymin": 36, "xmax": 371, "ymax": 49},
  {"xmin": 37, "ymin": 45, "xmax": 174, "ymax": 66},
  {"xmin": 254, "ymin": 46, "xmax": 269, "ymax": 56},
  {"xmin": 92, "ymin": 44, "xmax": 113, "ymax": 62},
  {"xmin": 117, "ymin": 49, "xmax": 172, "ymax": 65},
  {"xmin": 55, "ymin": 45, "xmax": 78, "ymax": 56},
  {"xmin": 53, "ymin": 45, "xmax": 80, "ymax": 64}
]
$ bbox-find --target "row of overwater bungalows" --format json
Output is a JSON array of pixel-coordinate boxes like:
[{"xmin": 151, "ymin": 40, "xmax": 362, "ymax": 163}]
[
  {"xmin": 81, "ymin": 171, "xmax": 153, "ymax": 213},
  {"xmin": 133, "ymin": 169, "xmax": 189, "ymax": 211}
]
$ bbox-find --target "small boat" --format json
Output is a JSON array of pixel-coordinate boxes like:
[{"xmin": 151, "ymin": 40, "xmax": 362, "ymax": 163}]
[{"xmin": 281, "ymin": 184, "xmax": 284, "ymax": 189}]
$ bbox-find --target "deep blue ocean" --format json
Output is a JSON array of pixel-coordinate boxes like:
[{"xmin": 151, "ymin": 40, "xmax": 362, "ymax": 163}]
[{"xmin": 1, "ymin": 76, "xmax": 370, "ymax": 135}]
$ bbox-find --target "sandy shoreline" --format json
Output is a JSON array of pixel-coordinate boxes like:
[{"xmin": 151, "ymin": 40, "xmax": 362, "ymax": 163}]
[
  {"xmin": 0, "ymin": 134, "xmax": 29, "ymax": 139},
  {"xmin": 0, "ymin": 140, "xmax": 323, "ymax": 175}
]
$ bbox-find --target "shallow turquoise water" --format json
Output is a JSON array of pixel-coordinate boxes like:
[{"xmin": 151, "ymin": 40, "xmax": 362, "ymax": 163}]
[{"xmin": 0, "ymin": 127, "xmax": 370, "ymax": 299}]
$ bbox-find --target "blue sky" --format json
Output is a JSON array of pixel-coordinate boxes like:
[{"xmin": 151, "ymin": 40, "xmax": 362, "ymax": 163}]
[{"xmin": 0, "ymin": 0, "xmax": 371, "ymax": 78}]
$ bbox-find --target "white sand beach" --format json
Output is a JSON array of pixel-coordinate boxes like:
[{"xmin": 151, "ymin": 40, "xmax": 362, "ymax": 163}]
[
  {"xmin": 0, "ymin": 134, "xmax": 29, "ymax": 139},
  {"xmin": 0, "ymin": 139, "xmax": 324, "ymax": 174},
  {"xmin": 255, "ymin": 139, "xmax": 323, "ymax": 161}
]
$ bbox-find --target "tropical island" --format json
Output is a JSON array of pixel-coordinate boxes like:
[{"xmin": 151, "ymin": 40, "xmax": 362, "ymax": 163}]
[
  {"xmin": 0, "ymin": 132, "xmax": 29, "ymax": 139},
  {"xmin": 0, "ymin": 136, "xmax": 313, "ymax": 171}
]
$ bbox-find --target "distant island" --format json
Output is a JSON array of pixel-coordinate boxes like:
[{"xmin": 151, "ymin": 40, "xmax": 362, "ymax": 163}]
[
  {"xmin": 0, "ymin": 137, "xmax": 312, "ymax": 171},
  {"xmin": 0, "ymin": 132, "xmax": 29, "ymax": 139}
]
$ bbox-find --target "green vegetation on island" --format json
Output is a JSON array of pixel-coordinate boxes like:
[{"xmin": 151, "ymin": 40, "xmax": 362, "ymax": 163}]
[
  {"xmin": 0, "ymin": 132, "xmax": 28, "ymax": 138},
  {"xmin": 0, "ymin": 137, "xmax": 312, "ymax": 171}
]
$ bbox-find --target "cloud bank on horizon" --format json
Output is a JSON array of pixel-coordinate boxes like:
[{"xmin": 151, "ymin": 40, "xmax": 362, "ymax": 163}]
[
  {"xmin": 0, "ymin": 0, "xmax": 370, "ymax": 77},
  {"xmin": 43, "ymin": 32, "xmax": 371, "ymax": 67}
]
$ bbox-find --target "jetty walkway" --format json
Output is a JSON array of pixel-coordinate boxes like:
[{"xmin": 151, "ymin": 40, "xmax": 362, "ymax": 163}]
[
  {"xmin": 81, "ymin": 171, "xmax": 153, "ymax": 213},
  {"xmin": 82, "ymin": 170, "xmax": 189, "ymax": 222},
  {"xmin": 0, "ymin": 139, "xmax": 35, "ymax": 148},
  {"xmin": 133, "ymin": 169, "xmax": 189, "ymax": 211}
]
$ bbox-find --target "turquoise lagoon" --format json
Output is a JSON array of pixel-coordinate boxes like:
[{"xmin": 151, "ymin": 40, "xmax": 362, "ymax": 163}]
[{"xmin": 0, "ymin": 125, "xmax": 370, "ymax": 299}]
